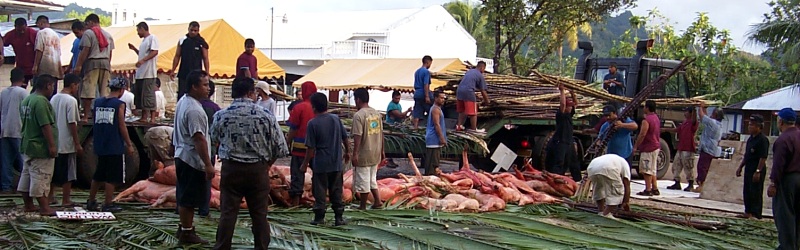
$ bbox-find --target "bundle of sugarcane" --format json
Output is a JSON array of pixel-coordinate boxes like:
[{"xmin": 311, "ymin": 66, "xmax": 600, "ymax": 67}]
[
  {"xmin": 584, "ymin": 58, "xmax": 696, "ymax": 158},
  {"xmin": 328, "ymin": 102, "xmax": 358, "ymax": 119}
]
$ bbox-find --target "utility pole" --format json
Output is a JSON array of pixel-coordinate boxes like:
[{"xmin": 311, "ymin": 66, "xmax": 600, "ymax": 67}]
[{"xmin": 270, "ymin": 7, "xmax": 274, "ymax": 58}]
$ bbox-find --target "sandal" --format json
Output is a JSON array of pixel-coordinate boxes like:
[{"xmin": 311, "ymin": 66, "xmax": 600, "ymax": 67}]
[{"xmin": 636, "ymin": 190, "xmax": 652, "ymax": 196}]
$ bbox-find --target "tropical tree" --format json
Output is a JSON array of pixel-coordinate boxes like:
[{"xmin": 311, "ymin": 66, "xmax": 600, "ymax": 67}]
[
  {"xmin": 747, "ymin": 0, "xmax": 800, "ymax": 82},
  {"xmin": 65, "ymin": 10, "xmax": 112, "ymax": 26},
  {"xmin": 610, "ymin": 9, "xmax": 784, "ymax": 105},
  {"xmin": 481, "ymin": 0, "xmax": 635, "ymax": 74},
  {"xmin": 443, "ymin": 1, "xmax": 492, "ymax": 58}
]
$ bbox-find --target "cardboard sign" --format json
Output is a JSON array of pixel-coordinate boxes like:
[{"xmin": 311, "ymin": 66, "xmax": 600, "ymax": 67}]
[
  {"xmin": 56, "ymin": 211, "xmax": 116, "ymax": 220},
  {"xmin": 491, "ymin": 143, "xmax": 517, "ymax": 173}
]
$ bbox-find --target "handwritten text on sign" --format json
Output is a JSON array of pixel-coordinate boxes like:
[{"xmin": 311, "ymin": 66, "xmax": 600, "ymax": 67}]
[{"xmin": 56, "ymin": 211, "xmax": 116, "ymax": 220}]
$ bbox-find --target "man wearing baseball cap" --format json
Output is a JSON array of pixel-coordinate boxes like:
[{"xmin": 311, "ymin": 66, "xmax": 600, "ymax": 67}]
[
  {"xmin": 255, "ymin": 81, "xmax": 276, "ymax": 115},
  {"xmin": 769, "ymin": 107, "xmax": 800, "ymax": 249},
  {"xmin": 736, "ymin": 114, "xmax": 769, "ymax": 219},
  {"xmin": 598, "ymin": 105, "xmax": 638, "ymax": 160},
  {"xmin": 86, "ymin": 77, "xmax": 136, "ymax": 213}
]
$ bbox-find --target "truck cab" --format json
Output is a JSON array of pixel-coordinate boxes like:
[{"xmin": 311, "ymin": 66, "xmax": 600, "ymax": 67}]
[{"xmin": 574, "ymin": 39, "xmax": 693, "ymax": 178}]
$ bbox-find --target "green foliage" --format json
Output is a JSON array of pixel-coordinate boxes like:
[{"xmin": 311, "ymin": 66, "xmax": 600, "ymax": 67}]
[
  {"xmin": 748, "ymin": 0, "xmax": 800, "ymax": 83},
  {"xmin": 610, "ymin": 9, "xmax": 787, "ymax": 105},
  {"xmin": 444, "ymin": 1, "xmax": 491, "ymax": 59},
  {"xmin": 477, "ymin": 0, "xmax": 634, "ymax": 74},
  {"xmin": 0, "ymin": 204, "xmax": 779, "ymax": 249},
  {"xmin": 64, "ymin": 10, "xmax": 112, "ymax": 27}
]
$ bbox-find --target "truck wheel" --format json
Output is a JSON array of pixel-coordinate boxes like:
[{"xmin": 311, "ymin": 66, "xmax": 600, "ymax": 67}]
[
  {"xmin": 656, "ymin": 138, "xmax": 671, "ymax": 179},
  {"xmin": 78, "ymin": 135, "xmax": 141, "ymax": 187}
]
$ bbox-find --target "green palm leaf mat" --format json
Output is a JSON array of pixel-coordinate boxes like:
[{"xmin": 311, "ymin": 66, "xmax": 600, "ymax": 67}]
[{"xmin": 0, "ymin": 196, "xmax": 778, "ymax": 249}]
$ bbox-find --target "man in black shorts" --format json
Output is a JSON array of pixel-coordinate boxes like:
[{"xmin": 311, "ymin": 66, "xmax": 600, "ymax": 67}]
[
  {"xmin": 49, "ymin": 74, "xmax": 83, "ymax": 206},
  {"xmin": 172, "ymin": 70, "xmax": 214, "ymax": 245},
  {"xmin": 86, "ymin": 77, "xmax": 136, "ymax": 212}
]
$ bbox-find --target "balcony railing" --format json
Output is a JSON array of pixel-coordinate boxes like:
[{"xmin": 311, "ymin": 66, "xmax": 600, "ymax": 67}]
[{"xmin": 328, "ymin": 40, "xmax": 389, "ymax": 59}]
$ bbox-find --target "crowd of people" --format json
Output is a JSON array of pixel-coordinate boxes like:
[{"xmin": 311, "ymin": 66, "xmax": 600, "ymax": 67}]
[
  {"xmin": 587, "ymin": 68, "xmax": 800, "ymax": 249},
  {"xmin": 0, "ymin": 13, "xmax": 799, "ymax": 249}
]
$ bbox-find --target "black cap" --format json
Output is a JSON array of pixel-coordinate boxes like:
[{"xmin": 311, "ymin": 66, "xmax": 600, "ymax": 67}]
[
  {"xmin": 602, "ymin": 105, "xmax": 616, "ymax": 116},
  {"xmin": 749, "ymin": 114, "xmax": 764, "ymax": 124}
]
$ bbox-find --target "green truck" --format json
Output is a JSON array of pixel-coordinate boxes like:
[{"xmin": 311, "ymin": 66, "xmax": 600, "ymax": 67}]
[{"xmin": 441, "ymin": 39, "xmax": 697, "ymax": 179}]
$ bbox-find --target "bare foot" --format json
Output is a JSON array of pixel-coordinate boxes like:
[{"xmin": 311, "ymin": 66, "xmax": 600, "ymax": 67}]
[
  {"xmin": 23, "ymin": 206, "xmax": 39, "ymax": 212},
  {"xmin": 371, "ymin": 202, "xmax": 384, "ymax": 209}
]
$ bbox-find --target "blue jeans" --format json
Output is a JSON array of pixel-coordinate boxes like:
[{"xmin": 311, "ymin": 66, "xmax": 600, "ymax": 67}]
[{"xmin": 0, "ymin": 138, "xmax": 23, "ymax": 191}]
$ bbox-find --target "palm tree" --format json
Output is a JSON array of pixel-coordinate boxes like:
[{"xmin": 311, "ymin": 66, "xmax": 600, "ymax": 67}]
[
  {"xmin": 747, "ymin": 12, "xmax": 800, "ymax": 71},
  {"xmin": 444, "ymin": 1, "xmax": 488, "ymax": 42}
]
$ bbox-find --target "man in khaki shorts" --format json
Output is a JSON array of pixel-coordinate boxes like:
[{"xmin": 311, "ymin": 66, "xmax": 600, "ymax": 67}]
[
  {"xmin": 588, "ymin": 154, "xmax": 632, "ymax": 219},
  {"xmin": 74, "ymin": 14, "xmax": 114, "ymax": 122},
  {"xmin": 351, "ymin": 88, "xmax": 385, "ymax": 210},
  {"xmin": 665, "ymin": 107, "xmax": 699, "ymax": 191},
  {"xmin": 129, "ymin": 22, "xmax": 159, "ymax": 123},
  {"xmin": 634, "ymin": 100, "xmax": 661, "ymax": 196},
  {"xmin": 18, "ymin": 75, "xmax": 59, "ymax": 216}
]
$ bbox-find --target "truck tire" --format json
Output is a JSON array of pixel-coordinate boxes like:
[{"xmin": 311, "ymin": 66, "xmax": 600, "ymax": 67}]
[
  {"xmin": 656, "ymin": 138, "xmax": 671, "ymax": 179},
  {"xmin": 77, "ymin": 135, "xmax": 140, "ymax": 187}
]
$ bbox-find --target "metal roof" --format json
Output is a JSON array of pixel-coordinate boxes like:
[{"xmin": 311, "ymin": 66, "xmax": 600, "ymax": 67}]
[
  {"xmin": 729, "ymin": 84, "xmax": 800, "ymax": 111},
  {"xmin": 1, "ymin": 18, "xmax": 76, "ymax": 57}
]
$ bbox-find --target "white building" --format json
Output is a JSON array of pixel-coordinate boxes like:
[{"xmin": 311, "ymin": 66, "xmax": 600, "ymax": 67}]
[{"xmin": 225, "ymin": 5, "xmax": 480, "ymax": 76}]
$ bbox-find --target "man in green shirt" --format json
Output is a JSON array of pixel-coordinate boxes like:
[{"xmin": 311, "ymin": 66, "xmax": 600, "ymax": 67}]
[{"xmin": 18, "ymin": 74, "xmax": 58, "ymax": 216}]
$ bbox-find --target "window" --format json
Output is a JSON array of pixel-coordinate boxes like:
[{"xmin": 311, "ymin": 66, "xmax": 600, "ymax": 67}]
[
  {"xmin": 590, "ymin": 68, "xmax": 627, "ymax": 85},
  {"xmin": 650, "ymin": 67, "xmax": 689, "ymax": 98}
]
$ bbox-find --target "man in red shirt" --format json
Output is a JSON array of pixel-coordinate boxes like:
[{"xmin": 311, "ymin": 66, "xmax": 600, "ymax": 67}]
[
  {"xmin": 4, "ymin": 18, "xmax": 37, "ymax": 86},
  {"xmin": 236, "ymin": 39, "xmax": 257, "ymax": 79},
  {"xmin": 665, "ymin": 107, "xmax": 699, "ymax": 191},
  {"xmin": 633, "ymin": 100, "xmax": 661, "ymax": 196},
  {"xmin": 286, "ymin": 81, "xmax": 317, "ymax": 206}
]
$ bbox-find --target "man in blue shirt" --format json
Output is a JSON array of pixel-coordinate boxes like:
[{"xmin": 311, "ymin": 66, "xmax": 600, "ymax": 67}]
[
  {"xmin": 603, "ymin": 63, "xmax": 625, "ymax": 96},
  {"xmin": 599, "ymin": 105, "xmax": 638, "ymax": 159},
  {"xmin": 302, "ymin": 92, "xmax": 351, "ymax": 226},
  {"xmin": 67, "ymin": 21, "xmax": 84, "ymax": 75},
  {"xmin": 412, "ymin": 55, "xmax": 433, "ymax": 129},
  {"xmin": 385, "ymin": 91, "xmax": 411, "ymax": 124}
]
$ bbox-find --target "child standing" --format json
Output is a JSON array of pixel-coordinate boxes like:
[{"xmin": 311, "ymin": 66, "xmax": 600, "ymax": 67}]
[
  {"xmin": 86, "ymin": 77, "xmax": 136, "ymax": 212},
  {"xmin": 49, "ymin": 74, "xmax": 83, "ymax": 206},
  {"xmin": 302, "ymin": 93, "xmax": 351, "ymax": 226}
]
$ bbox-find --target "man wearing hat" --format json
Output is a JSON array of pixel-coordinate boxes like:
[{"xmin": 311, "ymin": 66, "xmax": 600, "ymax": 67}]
[
  {"xmin": 255, "ymin": 81, "xmax": 276, "ymax": 115},
  {"xmin": 695, "ymin": 103, "xmax": 724, "ymax": 193},
  {"xmin": 86, "ymin": 77, "xmax": 136, "ymax": 213},
  {"xmin": 736, "ymin": 114, "xmax": 769, "ymax": 219},
  {"xmin": 665, "ymin": 107, "xmax": 699, "ymax": 191},
  {"xmin": 598, "ymin": 105, "xmax": 638, "ymax": 161},
  {"xmin": 768, "ymin": 107, "xmax": 800, "ymax": 249},
  {"xmin": 545, "ymin": 83, "xmax": 581, "ymax": 181}
]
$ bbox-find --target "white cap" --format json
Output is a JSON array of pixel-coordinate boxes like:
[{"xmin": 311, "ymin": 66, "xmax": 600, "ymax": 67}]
[{"xmin": 256, "ymin": 81, "xmax": 271, "ymax": 95}]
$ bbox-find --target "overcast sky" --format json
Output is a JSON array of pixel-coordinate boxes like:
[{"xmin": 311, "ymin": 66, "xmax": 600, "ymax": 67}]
[{"xmin": 52, "ymin": 0, "xmax": 772, "ymax": 53}]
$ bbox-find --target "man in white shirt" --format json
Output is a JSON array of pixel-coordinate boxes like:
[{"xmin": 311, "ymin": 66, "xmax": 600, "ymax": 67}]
[
  {"xmin": 32, "ymin": 15, "xmax": 62, "ymax": 96},
  {"xmin": 121, "ymin": 85, "xmax": 135, "ymax": 118},
  {"xmin": 128, "ymin": 22, "xmax": 159, "ymax": 123},
  {"xmin": 155, "ymin": 79, "xmax": 167, "ymax": 120},
  {"xmin": 255, "ymin": 81, "xmax": 276, "ymax": 115},
  {"xmin": 588, "ymin": 154, "xmax": 632, "ymax": 218}
]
